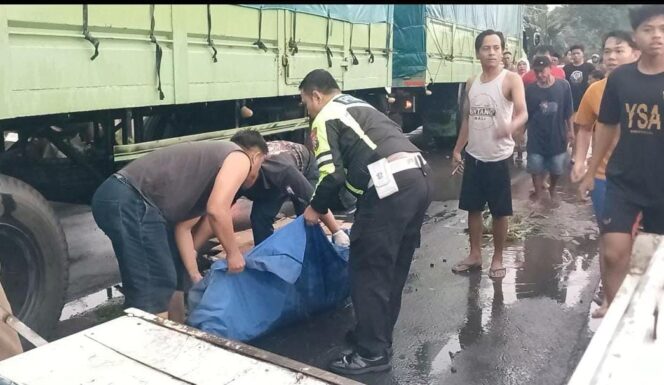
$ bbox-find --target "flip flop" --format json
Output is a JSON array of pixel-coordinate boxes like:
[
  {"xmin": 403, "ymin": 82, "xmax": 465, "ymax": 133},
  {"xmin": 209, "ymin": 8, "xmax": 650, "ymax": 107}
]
[
  {"xmin": 488, "ymin": 267, "xmax": 506, "ymax": 280},
  {"xmin": 452, "ymin": 262, "xmax": 483, "ymax": 273}
]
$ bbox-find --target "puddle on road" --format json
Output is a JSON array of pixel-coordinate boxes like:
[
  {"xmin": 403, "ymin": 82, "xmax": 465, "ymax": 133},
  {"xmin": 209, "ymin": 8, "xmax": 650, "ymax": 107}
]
[
  {"xmin": 418, "ymin": 233, "xmax": 598, "ymax": 382},
  {"xmin": 60, "ymin": 286, "xmax": 123, "ymax": 321}
]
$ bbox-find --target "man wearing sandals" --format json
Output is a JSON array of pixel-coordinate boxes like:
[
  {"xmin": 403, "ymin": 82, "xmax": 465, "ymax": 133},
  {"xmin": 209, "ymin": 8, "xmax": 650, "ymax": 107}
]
[{"xmin": 452, "ymin": 30, "xmax": 528, "ymax": 280}]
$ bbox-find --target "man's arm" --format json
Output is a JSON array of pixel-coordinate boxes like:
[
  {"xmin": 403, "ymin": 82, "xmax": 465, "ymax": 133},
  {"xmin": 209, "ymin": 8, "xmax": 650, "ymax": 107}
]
[
  {"xmin": 281, "ymin": 164, "xmax": 315, "ymax": 206},
  {"xmin": 309, "ymin": 119, "xmax": 345, "ymax": 215},
  {"xmin": 586, "ymin": 122, "xmax": 619, "ymax": 180},
  {"xmin": 579, "ymin": 72, "xmax": 621, "ymax": 196},
  {"xmin": 206, "ymin": 151, "xmax": 251, "ymax": 273},
  {"xmin": 507, "ymin": 72, "xmax": 528, "ymax": 133},
  {"xmin": 453, "ymin": 77, "xmax": 473, "ymax": 164},
  {"xmin": 572, "ymin": 87, "xmax": 597, "ymax": 179},
  {"xmin": 175, "ymin": 217, "xmax": 204, "ymax": 283}
]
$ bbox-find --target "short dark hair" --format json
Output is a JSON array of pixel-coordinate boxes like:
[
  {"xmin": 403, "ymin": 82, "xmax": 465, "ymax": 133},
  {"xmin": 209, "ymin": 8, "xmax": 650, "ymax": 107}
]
[
  {"xmin": 629, "ymin": 5, "xmax": 664, "ymax": 30},
  {"xmin": 230, "ymin": 129, "xmax": 268, "ymax": 154},
  {"xmin": 589, "ymin": 69, "xmax": 605, "ymax": 80},
  {"xmin": 569, "ymin": 44, "xmax": 585, "ymax": 52},
  {"xmin": 298, "ymin": 69, "xmax": 341, "ymax": 95},
  {"xmin": 551, "ymin": 52, "xmax": 561, "ymax": 59},
  {"xmin": 602, "ymin": 30, "xmax": 638, "ymax": 50},
  {"xmin": 534, "ymin": 44, "xmax": 555, "ymax": 56},
  {"xmin": 475, "ymin": 29, "xmax": 505, "ymax": 53}
]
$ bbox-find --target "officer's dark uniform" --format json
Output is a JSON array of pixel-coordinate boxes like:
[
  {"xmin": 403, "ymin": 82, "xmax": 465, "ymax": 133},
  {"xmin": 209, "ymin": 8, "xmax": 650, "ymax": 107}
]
[{"xmin": 309, "ymin": 93, "xmax": 434, "ymax": 357}]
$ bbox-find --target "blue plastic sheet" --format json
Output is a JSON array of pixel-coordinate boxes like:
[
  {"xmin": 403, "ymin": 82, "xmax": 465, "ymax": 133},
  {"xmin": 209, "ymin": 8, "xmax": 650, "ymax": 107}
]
[{"xmin": 186, "ymin": 216, "xmax": 350, "ymax": 342}]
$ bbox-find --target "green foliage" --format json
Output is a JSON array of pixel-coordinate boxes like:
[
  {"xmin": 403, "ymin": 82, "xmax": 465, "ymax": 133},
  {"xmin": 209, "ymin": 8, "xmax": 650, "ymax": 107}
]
[{"xmin": 524, "ymin": 5, "xmax": 634, "ymax": 58}]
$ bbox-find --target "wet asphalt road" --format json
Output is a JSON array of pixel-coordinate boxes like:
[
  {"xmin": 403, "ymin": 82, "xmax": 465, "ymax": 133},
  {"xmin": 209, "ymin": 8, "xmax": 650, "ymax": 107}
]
[
  {"xmin": 249, "ymin": 149, "xmax": 601, "ymax": 385},
  {"xmin": 55, "ymin": 144, "xmax": 602, "ymax": 385}
]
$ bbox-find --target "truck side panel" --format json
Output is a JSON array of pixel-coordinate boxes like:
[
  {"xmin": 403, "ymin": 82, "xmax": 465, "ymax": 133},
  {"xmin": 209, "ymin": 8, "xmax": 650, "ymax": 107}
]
[{"xmin": 0, "ymin": 4, "xmax": 393, "ymax": 121}]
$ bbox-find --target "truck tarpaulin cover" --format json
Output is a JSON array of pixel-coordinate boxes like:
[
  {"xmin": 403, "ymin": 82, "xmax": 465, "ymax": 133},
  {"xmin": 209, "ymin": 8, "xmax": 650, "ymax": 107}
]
[
  {"xmin": 186, "ymin": 216, "xmax": 350, "ymax": 341},
  {"xmin": 240, "ymin": 4, "xmax": 393, "ymax": 24},
  {"xmin": 392, "ymin": 4, "xmax": 523, "ymax": 79}
]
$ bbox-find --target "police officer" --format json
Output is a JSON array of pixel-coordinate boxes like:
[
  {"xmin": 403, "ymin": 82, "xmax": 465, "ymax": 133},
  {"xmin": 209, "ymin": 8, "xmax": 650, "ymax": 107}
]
[{"xmin": 300, "ymin": 69, "xmax": 433, "ymax": 375}]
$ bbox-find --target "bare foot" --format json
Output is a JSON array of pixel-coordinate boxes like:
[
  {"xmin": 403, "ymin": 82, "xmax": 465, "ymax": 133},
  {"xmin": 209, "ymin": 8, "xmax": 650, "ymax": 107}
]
[
  {"xmin": 452, "ymin": 256, "xmax": 483, "ymax": 273},
  {"xmin": 489, "ymin": 259, "xmax": 504, "ymax": 273},
  {"xmin": 529, "ymin": 190, "xmax": 540, "ymax": 202},
  {"xmin": 591, "ymin": 304, "xmax": 608, "ymax": 318},
  {"xmin": 549, "ymin": 190, "xmax": 561, "ymax": 208}
]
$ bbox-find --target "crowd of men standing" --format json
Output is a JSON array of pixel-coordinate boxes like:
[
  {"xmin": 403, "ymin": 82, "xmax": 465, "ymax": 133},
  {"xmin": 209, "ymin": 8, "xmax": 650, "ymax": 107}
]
[
  {"xmin": 496, "ymin": 5, "xmax": 663, "ymax": 322},
  {"xmin": 85, "ymin": 4, "xmax": 663, "ymax": 377}
]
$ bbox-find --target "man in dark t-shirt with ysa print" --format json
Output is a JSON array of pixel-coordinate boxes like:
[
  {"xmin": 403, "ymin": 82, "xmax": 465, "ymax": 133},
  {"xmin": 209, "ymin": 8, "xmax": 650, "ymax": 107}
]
[{"xmin": 580, "ymin": 4, "xmax": 664, "ymax": 314}]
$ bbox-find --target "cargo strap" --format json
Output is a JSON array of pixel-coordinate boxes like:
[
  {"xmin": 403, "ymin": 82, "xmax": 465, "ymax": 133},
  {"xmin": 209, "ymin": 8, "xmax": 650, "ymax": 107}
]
[
  {"xmin": 366, "ymin": 24, "xmax": 375, "ymax": 64},
  {"xmin": 324, "ymin": 11, "xmax": 333, "ymax": 68},
  {"xmin": 348, "ymin": 23, "xmax": 359, "ymax": 65},
  {"xmin": 288, "ymin": 11, "xmax": 298, "ymax": 55},
  {"xmin": 149, "ymin": 5, "xmax": 165, "ymax": 100},
  {"xmin": 253, "ymin": 6, "xmax": 268, "ymax": 52},
  {"xmin": 82, "ymin": 5, "xmax": 100, "ymax": 61},
  {"xmin": 206, "ymin": 4, "xmax": 218, "ymax": 62}
]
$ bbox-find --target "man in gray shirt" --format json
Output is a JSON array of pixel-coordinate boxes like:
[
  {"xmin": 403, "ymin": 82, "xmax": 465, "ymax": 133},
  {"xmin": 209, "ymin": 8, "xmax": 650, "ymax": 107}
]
[{"xmin": 92, "ymin": 130, "xmax": 268, "ymax": 321}]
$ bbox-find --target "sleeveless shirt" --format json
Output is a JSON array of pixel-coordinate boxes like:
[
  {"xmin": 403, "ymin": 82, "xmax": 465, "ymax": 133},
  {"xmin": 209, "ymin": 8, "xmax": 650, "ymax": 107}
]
[
  {"xmin": 466, "ymin": 69, "xmax": 515, "ymax": 162},
  {"xmin": 118, "ymin": 141, "xmax": 242, "ymax": 223}
]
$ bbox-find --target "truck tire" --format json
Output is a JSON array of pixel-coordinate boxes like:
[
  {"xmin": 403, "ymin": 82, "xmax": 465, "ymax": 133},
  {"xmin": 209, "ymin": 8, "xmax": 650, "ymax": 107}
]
[{"xmin": 0, "ymin": 173, "xmax": 69, "ymax": 342}]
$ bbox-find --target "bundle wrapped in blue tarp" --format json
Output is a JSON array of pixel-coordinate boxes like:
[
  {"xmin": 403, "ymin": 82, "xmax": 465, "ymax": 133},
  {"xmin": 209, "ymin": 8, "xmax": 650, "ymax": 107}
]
[{"xmin": 186, "ymin": 216, "xmax": 350, "ymax": 341}]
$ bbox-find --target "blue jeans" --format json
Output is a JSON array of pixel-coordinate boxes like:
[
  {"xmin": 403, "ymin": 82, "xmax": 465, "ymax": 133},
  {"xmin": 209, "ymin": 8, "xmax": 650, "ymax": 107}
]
[
  {"xmin": 590, "ymin": 177, "xmax": 607, "ymax": 223},
  {"xmin": 526, "ymin": 152, "xmax": 569, "ymax": 176},
  {"xmin": 91, "ymin": 176, "xmax": 183, "ymax": 313}
]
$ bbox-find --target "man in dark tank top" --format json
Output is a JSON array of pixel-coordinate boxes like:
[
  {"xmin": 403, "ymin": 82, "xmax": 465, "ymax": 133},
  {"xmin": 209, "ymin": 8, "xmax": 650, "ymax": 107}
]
[{"xmin": 92, "ymin": 130, "xmax": 268, "ymax": 321}]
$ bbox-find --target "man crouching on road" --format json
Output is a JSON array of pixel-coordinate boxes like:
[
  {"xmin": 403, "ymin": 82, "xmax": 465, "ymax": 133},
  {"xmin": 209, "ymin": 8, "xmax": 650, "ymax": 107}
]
[
  {"xmin": 300, "ymin": 69, "xmax": 433, "ymax": 375},
  {"xmin": 240, "ymin": 140, "xmax": 350, "ymax": 246},
  {"xmin": 451, "ymin": 29, "xmax": 528, "ymax": 280},
  {"xmin": 92, "ymin": 130, "xmax": 267, "ymax": 322}
]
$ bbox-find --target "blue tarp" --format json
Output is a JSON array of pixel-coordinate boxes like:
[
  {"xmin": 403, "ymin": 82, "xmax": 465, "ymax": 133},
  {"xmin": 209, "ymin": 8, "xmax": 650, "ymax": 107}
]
[
  {"xmin": 393, "ymin": 5, "xmax": 427, "ymax": 80},
  {"xmin": 186, "ymin": 216, "xmax": 350, "ymax": 342},
  {"xmin": 239, "ymin": 4, "xmax": 393, "ymax": 25}
]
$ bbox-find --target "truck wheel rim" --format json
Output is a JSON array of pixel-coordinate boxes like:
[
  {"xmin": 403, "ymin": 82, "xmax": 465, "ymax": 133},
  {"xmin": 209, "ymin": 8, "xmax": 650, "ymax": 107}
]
[{"xmin": 0, "ymin": 222, "xmax": 41, "ymax": 320}]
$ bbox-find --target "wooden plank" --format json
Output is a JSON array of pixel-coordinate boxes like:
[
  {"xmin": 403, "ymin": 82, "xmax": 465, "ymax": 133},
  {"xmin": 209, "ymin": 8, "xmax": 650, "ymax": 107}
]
[
  {"xmin": 86, "ymin": 316, "xmax": 329, "ymax": 385},
  {"xmin": 0, "ymin": 327, "xmax": 190, "ymax": 384},
  {"xmin": 125, "ymin": 309, "xmax": 364, "ymax": 385},
  {"xmin": 0, "ymin": 310, "xmax": 359, "ymax": 384}
]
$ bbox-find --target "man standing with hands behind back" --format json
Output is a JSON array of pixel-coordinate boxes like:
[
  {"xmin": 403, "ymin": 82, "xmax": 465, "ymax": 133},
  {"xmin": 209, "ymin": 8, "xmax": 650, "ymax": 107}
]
[{"xmin": 451, "ymin": 29, "xmax": 528, "ymax": 280}]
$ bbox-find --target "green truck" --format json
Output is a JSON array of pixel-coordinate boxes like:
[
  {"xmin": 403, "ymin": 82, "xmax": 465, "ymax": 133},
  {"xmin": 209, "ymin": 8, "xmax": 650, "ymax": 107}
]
[{"xmin": 0, "ymin": 4, "xmax": 524, "ymax": 339}]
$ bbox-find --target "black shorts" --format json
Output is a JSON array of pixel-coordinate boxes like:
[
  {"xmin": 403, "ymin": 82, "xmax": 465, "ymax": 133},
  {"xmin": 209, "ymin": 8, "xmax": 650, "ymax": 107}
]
[
  {"xmin": 600, "ymin": 180, "xmax": 664, "ymax": 235},
  {"xmin": 459, "ymin": 154, "xmax": 513, "ymax": 217}
]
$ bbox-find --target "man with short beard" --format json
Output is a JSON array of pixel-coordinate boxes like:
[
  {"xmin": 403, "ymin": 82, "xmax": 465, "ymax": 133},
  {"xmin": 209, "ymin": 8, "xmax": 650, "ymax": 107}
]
[{"xmin": 451, "ymin": 30, "xmax": 528, "ymax": 280}]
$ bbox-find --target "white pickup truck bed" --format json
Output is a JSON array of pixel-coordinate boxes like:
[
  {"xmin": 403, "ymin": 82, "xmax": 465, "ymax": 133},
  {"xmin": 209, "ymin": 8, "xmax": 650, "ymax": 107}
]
[{"xmin": 0, "ymin": 308, "xmax": 363, "ymax": 385}]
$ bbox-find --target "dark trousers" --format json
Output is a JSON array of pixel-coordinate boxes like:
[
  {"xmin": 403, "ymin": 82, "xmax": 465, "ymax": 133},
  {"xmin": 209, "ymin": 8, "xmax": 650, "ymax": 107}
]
[{"xmin": 350, "ymin": 166, "xmax": 433, "ymax": 356}]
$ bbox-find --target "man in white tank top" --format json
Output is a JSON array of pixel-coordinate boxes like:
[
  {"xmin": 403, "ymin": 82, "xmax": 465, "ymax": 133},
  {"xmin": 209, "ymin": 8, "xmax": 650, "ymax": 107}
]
[{"xmin": 451, "ymin": 30, "xmax": 528, "ymax": 280}]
